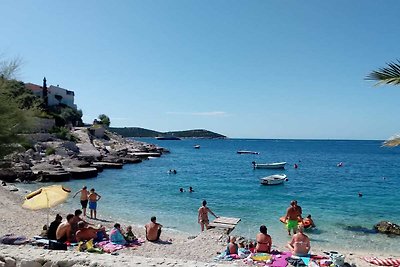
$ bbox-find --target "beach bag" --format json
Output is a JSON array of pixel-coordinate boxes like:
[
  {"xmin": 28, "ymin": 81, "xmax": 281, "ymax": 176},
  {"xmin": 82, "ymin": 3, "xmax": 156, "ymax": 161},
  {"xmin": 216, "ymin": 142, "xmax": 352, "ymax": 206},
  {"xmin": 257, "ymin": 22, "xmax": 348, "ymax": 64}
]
[
  {"xmin": 48, "ymin": 240, "xmax": 67, "ymax": 250},
  {"xmin": 328, "ymin": 251, "xmax": 345, "ymax": 267}
]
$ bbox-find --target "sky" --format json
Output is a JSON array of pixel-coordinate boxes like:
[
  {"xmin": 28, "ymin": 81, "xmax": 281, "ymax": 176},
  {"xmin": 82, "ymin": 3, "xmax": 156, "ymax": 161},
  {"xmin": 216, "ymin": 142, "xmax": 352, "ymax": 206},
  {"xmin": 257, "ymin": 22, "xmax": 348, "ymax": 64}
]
[{"xmin": 2, "ymin": 0, "xmax": 400, "ymax": 139}]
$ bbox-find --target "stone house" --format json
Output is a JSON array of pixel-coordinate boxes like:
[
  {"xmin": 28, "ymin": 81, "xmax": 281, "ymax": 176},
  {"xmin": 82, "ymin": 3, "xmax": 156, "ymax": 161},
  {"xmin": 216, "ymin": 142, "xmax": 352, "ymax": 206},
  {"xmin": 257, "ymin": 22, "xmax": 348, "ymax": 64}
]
[{"xmin": 25, "ymin": 77, "xmax": 77, "ymax": 109}]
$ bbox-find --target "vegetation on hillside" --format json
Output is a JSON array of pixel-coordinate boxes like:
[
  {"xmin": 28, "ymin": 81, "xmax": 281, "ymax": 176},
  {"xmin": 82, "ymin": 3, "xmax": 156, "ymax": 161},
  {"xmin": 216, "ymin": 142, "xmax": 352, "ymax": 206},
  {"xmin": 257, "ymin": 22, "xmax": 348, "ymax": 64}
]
[
  {"xmin": 109, "ymin": 127, "xmax": 226, "ymax": 138},
  {"xmin": 0, "ymin": 56, "xmax": 83, "ymax": 159},
  {"xmin": 0, "ymin": 59, "xmax": 35, "ymax": 159},
  {"xmin": 98, "ymin": 114, "xmax": 111, "ymax": 127},
  {"xmin": 366, "ymin": 60, "xmax": 400, "ymax": 146}
]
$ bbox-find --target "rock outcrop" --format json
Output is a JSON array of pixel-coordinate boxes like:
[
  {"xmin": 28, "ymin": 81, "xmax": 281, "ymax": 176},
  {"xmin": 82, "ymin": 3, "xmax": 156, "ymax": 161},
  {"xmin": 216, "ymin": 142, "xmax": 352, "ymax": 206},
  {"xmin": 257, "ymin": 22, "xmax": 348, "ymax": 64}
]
[
  {"xmin": 0, "ymin": 127, "xmax": 166, "ymax": 183},
  {"xmin": 374, "ymin": 221, "xmax": 400, "ymax": 235}
]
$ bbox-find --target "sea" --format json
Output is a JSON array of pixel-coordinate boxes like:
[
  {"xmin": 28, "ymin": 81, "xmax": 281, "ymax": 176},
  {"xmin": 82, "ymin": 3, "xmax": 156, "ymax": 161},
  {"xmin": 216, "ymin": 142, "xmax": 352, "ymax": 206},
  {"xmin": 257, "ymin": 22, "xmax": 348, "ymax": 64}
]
[{"xmin": 19, "ymin": 139, "xmax": 400, "ymax": 253}]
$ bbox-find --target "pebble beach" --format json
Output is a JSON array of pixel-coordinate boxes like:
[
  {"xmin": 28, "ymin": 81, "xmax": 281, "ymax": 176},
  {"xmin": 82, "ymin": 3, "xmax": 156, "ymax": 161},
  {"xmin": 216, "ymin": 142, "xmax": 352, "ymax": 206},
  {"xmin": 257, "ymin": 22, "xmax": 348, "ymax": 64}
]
[{"xmin": 0, "ymin": 184, "xmax": 399, "ymax": 267}]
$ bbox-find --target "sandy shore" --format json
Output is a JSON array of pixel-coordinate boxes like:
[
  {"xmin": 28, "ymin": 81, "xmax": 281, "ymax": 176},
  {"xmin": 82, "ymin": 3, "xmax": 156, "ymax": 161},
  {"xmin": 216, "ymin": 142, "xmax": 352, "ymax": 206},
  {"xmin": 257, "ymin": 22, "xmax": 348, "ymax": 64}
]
[{"xmin": 0, "ymin": 184, "xmax": 398, "ymax": 267}]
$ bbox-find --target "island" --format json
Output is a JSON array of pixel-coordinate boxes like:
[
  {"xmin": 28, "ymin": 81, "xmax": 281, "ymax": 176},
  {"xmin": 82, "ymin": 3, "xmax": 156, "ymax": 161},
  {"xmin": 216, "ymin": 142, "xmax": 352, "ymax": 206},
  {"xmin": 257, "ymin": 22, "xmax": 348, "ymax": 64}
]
[{"xmin": 109, "ymin": 127, "xmax": 227, "ymax": 139}]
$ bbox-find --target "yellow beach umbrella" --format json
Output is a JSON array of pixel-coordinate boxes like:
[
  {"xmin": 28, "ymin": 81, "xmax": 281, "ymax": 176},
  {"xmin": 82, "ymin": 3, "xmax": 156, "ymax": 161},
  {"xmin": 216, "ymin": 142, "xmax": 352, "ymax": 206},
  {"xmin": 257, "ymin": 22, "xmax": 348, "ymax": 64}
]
[{"xmin": 22, "ymin": 185, "xmax": 71, "ymax": 224}]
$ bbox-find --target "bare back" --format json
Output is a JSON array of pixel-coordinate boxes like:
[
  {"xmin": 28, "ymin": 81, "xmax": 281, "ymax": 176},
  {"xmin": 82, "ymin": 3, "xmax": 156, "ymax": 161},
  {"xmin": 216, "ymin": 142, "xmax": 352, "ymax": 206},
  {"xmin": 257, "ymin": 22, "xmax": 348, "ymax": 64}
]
[
  {"xmin": 289, "ymin": 233, "xmax": 310, "ymax": 256},
  {"xmin": 56, "ymin": 222, "xmax": 71, "ymax": 241},
  {"xmin": 256, "ymin": 233, "xmax": 272, "ymax": 253},
  {"xmin": 198, "ymin": 206, "xmax": 209, "ymax": 222}
]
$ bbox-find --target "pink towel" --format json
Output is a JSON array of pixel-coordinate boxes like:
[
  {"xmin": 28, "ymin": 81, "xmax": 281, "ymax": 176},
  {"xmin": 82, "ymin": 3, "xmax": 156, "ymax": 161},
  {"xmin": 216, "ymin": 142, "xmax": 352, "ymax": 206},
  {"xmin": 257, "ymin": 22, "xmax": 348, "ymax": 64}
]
[{"xmin": 271, "ymin": 251, "xmax": 291, "ymax": 267}]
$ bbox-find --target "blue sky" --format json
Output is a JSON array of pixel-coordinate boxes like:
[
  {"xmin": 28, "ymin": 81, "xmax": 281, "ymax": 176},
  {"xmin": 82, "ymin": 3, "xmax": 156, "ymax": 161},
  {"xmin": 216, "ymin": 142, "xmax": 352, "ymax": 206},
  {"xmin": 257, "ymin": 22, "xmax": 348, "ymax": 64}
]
[{"xmin": 2, "ymin": 1, "xmax": 400, "ymax": 139}]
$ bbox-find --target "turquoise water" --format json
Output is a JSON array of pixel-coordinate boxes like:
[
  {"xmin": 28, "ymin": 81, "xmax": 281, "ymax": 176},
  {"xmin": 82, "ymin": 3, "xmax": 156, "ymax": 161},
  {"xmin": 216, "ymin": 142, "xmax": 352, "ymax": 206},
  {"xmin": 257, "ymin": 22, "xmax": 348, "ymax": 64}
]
[{"xmin": 21, "ymin": 139, "xmax": 400, "ymax": 252}]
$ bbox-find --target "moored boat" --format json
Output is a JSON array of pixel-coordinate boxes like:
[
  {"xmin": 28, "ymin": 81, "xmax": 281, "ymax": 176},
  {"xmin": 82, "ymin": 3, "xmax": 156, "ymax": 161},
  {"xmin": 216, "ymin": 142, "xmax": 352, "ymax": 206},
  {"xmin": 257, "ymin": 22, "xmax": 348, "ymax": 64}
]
[
  {"xmin": 252, "ymin": 161, "xmax": 286, "ymax": 169},
  {"xmin": 194, "ymin": 145, "xmax": 200, "ymax": 149},
  {"xmin": 260, "ymin": 174, "xmax": 288, "ymax": 185},
  {"xmin": 237, "ymin": 150, "xmax": 259, "ymax": 155}
]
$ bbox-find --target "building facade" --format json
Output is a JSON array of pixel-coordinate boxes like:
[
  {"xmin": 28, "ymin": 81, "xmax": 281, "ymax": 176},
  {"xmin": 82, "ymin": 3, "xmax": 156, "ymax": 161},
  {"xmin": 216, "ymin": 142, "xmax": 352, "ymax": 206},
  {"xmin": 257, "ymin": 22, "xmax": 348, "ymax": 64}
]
[{"xmin": 25, "ymin": 77, "xmax": 77, "ymax": 109}]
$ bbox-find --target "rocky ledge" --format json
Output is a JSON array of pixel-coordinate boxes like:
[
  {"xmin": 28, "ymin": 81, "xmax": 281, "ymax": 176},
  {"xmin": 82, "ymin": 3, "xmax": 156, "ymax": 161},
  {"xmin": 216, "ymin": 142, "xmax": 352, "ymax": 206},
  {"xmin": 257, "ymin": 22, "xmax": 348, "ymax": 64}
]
[
  {"xmin": 0, "ymin": 127, "xmax": 167, "ymax": 183},
  {"xmin": 374, "ymin": 221, "xmax": 400, "ymax": 235}
]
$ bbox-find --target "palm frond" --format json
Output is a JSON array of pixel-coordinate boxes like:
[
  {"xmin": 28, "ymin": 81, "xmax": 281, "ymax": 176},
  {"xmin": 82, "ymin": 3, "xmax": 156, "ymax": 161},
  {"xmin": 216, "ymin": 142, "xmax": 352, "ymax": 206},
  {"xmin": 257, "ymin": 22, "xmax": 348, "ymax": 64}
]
[
  {"xmin": 366, "ymin": 60, "xmax": 400, "ymax": 86},
  {"xmin": 382, "ymin": 135, "xmax": 400, "ymax": 147}
]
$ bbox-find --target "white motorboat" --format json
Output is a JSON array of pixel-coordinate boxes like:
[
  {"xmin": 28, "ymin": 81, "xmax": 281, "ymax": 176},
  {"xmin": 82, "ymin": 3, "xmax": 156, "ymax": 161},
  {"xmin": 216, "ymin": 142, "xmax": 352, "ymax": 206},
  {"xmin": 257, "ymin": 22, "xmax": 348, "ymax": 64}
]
[
  {"xmin": 194, "ymin": 145, "xmax": 200, "ymax": 149},
  {"xmin": 237, "ymin": 150, "xmax": 259, "ymax": 155},
  {"xmin": 260, "ymin": 174, "xmax": 288, "ymax": 185},
  {"xmin": 252, "ymin": 161, "xmax": 286, "ymax": 169}
]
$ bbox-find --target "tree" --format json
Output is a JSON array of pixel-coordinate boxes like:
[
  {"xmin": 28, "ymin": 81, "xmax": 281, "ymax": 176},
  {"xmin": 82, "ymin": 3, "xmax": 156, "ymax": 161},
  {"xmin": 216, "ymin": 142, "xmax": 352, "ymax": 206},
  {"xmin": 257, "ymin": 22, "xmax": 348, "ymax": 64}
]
[
  {"xmin": 0, "ymin": 90, "xmax": 32, "ymax": 159},
  {"xmin": 366, "ymin": 60, "xmax": 400, "ymax": 146},
  {"xmin": 98, "ymin": 114, "xmax": 110, "ymax": 127},
  {"xmin": 0, "ymin": 58, "xmax": 36, "ymax": 159}
]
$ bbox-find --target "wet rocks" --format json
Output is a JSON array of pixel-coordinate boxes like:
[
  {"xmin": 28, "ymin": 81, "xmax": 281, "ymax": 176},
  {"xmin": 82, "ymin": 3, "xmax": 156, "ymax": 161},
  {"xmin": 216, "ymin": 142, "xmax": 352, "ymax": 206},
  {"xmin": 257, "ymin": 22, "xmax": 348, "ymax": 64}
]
[{"xmin": 374, "ymin": 221, "xmax": 400, "ymax": 235}]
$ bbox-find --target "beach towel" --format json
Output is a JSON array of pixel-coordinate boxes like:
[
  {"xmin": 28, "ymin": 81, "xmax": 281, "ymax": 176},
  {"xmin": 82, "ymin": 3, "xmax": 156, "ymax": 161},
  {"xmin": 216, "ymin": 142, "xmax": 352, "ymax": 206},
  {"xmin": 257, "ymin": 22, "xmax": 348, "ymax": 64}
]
[
  {"xmin": 97, "ymin": 238, "xmax": 145, "ymax": 253},
  {"xmin": 271, "ymin": 251, "xmax": 291, "ymax": 267},
  {"xmin": 0, "ymin": 234, "xmax": 28, "ymax": 245},
  {"xmin": 364, "ymin": 257, "xmax": 400, "ymax": 266}
]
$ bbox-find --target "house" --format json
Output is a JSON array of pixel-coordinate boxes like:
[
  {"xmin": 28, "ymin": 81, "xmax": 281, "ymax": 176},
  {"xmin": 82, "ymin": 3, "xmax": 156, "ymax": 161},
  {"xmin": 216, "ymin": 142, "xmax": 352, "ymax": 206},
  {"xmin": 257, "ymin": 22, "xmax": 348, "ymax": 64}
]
[{"xmin": 25, "ymin": 77, "xmax": 77, "ymax": 109}]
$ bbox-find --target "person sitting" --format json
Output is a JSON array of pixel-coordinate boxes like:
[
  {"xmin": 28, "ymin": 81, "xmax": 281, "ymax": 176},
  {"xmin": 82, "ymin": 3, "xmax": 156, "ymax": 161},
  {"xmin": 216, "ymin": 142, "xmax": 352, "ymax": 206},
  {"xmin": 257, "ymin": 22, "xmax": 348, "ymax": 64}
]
[
  {"xmin": 145, "ymin": 216, "xmax": 163, "ymax": 242},
  {"xmin": 56, "ymin": 214, "xmax": 74, "ymax": 243},
  {"xmin": 124, "ymin": 225, "xmax": 137, "ymax": 242},
  {"xmin": 287, "ymin": 225, "xmax": 311, "ymax": 256},
  {"xmin": 110, "ymin": 223, "xmax": 127, "ymax": 245},
  {"xmin": 256, "ymin": 225, "xmax": 272, "ymax": 253},
  {"xmin": 48, "ymin": 214, "xmax": 63, "ymax": 240},
  {"xmin": 303, "ymin": 214, "xmax": 316, "ymax": 229},
  {"xmin": 226, "ymin": 236, "xmax": 238, "ymax": 255},
  {"xmin": 39, "ymin": 224, "xmax": 48, "ymax": 238},
  {"xmin": 75, "ymin": 221, "xmax": 99, "ymax": 242}
]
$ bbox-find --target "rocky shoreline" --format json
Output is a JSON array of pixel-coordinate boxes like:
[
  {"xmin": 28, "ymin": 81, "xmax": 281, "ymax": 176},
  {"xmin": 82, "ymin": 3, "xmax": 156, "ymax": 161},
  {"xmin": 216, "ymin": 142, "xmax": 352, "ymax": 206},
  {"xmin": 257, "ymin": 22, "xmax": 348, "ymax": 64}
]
[{"xmin": 0, "ymin": 127, "xmax": 168, "ymax": 184}]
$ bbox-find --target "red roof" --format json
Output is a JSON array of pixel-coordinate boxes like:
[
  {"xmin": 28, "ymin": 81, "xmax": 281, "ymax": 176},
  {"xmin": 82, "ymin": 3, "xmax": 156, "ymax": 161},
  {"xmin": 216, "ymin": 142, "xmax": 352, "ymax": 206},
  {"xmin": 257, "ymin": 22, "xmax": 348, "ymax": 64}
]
[{"xmin": 25, "ymin": 83, "xmax": 43, "ymax": 91}]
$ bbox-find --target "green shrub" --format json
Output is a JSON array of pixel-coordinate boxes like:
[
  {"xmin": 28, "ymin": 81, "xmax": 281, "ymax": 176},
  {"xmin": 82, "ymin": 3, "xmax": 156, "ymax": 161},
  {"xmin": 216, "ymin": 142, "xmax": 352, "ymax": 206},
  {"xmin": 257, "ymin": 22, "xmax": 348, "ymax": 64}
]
[
  {"xmin": 49, "ymin": 126, "xmax": 78, "ymax": 142},
  {"xmin": 45, "ymin": 147, "xmax": 56, "ymax": 156}
]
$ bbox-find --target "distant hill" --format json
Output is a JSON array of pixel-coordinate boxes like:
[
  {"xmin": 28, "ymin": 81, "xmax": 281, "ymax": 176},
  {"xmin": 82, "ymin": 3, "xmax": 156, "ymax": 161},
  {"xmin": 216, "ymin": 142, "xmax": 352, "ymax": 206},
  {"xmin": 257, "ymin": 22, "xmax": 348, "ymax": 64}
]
[{"xmin": 109, "ymin": 127, "xmax": 226, "ymax": 139}]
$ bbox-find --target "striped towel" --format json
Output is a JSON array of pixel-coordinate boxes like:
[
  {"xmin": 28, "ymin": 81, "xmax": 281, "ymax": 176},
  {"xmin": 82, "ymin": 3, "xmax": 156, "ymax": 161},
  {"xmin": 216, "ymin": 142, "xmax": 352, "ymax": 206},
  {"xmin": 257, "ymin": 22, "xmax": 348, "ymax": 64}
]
[{"xmin": 364, "ymin": 257, "xmax": 400, "ymax": 266}]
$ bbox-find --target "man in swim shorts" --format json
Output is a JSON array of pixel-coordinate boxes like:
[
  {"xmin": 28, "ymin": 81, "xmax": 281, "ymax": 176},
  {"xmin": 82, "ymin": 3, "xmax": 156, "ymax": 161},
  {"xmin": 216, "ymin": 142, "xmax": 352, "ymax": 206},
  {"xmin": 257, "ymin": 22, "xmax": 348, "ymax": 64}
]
[
  {"xmin": 88, "ymin": 188, "xmax": 101, "ymax": 219},
  {"xmin": 145, "ymin": 216, "xmax": 163, "ymax": 242},
  {"xmin": 198, "ymin": 200, "xmax": 218, "ymax": 231},
  {"xmin": 285, "ymin": 200, "xmax": 299, "ymax": 235},
  {"xmin": 73, "ymin": 186, "xmax": 89, "ymax": 217},
  {"xmin": 56, "ymin": 214, "xmax": 74, "ymax": 243}
]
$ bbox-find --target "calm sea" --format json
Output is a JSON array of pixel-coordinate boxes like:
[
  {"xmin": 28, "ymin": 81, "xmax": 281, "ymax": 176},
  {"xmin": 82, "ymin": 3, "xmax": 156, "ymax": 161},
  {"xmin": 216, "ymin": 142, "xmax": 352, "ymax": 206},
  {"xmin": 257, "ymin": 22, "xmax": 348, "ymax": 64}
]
[{"xmin": 20, "ymin": 139, "xmax": 400, "ymax": 253}]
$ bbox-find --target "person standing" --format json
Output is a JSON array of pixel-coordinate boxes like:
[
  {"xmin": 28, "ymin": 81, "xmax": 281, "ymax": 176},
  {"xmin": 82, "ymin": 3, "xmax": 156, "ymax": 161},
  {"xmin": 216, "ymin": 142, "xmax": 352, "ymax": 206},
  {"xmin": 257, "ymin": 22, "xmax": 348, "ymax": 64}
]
[
  {"xmin": 73, "ymin": 186, "xmax": 89, "ymax": 217},
  {"xmin": 88, "ymin": 188, "xmax": 101, "ymax": 219},
  {"xmin": 145, "ymin": 216, "xmax": 163, "ymax": 242},
  {"xmin": 285, "ymin": 201, "xmax": 299, "ymax": 235},
  {"xmin": 198, "ymin": 200, "xmax": 218, "ymax": 231},
  {"xmin": 256, "ymin": 225, "xmax": 272, "ymax": 253},
  {"xmin": 293, "ymin": 200, "xmax": 303, "ymax": 220}
]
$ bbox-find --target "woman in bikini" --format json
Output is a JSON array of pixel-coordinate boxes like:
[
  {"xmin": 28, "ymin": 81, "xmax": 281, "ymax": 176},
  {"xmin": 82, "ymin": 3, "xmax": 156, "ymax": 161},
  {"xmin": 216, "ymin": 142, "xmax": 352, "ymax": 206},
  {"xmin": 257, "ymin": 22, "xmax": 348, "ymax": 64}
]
[
  {"xmin": 287, "ymin": 225, "xmax": 310, "ymax": 256},
  {"xmin": 256, "ymin": 225, "xmax": 272, "ymax": 253},
  {"xmin": 198, "ymin": 200, "xmax": 218, "ymax": 231}
]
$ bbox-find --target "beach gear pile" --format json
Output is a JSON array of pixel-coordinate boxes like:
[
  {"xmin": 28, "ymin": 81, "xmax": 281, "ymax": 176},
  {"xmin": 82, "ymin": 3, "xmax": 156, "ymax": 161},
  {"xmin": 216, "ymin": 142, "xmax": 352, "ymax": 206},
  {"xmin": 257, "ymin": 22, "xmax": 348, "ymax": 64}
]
[{"xmin": 214, "ymin": 248, "xmax": 348, "ymax": 267}]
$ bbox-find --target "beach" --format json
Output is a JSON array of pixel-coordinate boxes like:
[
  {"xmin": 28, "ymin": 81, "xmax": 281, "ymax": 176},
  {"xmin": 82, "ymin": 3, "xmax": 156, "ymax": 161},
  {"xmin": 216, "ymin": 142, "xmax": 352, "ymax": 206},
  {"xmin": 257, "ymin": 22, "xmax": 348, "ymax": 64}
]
[{"xmin": 1, "ymin": 183, "xmax": 399, "ymax": 267}]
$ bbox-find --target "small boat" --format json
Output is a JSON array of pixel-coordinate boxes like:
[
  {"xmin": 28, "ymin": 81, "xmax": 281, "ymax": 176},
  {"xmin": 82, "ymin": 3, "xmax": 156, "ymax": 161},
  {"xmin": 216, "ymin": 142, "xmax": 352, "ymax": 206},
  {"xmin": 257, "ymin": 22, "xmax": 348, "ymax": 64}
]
[
  {"xmin": 194, "ymin": 145, "xmax": 200, "ymax": 149},
  {"xmin": 252, "ymin": 161, "xmax": 286, "ymax": 169},
  {"xmin": 237, "ymin": 150, "xmax": 259, "ymax": 155},
  {"xmin": 260, "ymin": 174, "xmax": 288, "ymax": 185}
]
